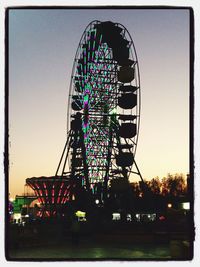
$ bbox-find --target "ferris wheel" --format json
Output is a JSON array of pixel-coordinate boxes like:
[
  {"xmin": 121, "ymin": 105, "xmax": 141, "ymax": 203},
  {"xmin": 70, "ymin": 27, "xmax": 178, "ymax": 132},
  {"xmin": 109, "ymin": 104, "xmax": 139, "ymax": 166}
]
[
  {"xmin": 26, "ymin": 20, "xmax": 143, "ymax": 215},
  {"xmin": 56, "ymin": 20, "xmax": 142, "ymax": 196}
]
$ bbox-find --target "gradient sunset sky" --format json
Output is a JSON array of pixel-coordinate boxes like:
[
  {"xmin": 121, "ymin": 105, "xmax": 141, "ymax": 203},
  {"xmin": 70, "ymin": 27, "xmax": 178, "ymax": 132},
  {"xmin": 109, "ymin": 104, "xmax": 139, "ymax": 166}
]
[{"xmin": 8, "ymin": 8, "xmax": 190, "ymax": 197}]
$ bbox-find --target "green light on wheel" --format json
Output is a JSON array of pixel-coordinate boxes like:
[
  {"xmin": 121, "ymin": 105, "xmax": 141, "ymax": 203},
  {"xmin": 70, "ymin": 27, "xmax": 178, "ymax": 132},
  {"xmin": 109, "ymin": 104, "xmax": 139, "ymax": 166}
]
[{"xmin": 110, "ymin": 108, "xmax": 117, "ymax": 115}]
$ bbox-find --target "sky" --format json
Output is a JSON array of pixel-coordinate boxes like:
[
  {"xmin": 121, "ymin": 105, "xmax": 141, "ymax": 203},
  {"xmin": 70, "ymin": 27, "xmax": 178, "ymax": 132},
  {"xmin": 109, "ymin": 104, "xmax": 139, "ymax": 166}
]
[{"xmin": 8, "ymin": 8, "xmax": 190, "ymax": 197}]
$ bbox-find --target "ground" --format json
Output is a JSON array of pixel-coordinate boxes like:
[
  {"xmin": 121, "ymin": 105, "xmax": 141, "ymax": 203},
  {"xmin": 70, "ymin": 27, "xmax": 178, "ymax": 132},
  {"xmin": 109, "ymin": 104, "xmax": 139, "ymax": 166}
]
[
  {"xmin": 8, "ymin": 241, "xmax": 171, "ymax": 260},
  {"xmin": 6, "ymin": 219, "xmax": 192, "ymax": 261}
]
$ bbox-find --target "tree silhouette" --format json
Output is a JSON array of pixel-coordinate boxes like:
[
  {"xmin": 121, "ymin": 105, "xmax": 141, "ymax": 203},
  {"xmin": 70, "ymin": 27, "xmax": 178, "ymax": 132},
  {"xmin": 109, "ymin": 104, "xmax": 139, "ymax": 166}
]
[
  {"xmin": 130, "ymin": 173, "xmax": 187, "ymax": 198},
  {"xmin": 160, "ymin": 173, "xmax": 187, "ymax": 197}
]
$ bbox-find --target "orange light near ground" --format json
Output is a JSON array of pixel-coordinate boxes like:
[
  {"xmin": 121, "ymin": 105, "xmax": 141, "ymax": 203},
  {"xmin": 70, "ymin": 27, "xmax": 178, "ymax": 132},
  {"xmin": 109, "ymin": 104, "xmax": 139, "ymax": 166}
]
[{"xmin": 167, "ymin": 203, "xmax": 172, "ymax": 208}]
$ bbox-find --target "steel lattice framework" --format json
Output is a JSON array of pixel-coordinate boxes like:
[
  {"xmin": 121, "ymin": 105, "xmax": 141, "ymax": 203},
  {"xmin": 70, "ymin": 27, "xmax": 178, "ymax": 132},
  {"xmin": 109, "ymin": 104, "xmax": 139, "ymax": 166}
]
[{"xmin": 26, "ymin": 21, "xmax": 143, "ymax": 215}]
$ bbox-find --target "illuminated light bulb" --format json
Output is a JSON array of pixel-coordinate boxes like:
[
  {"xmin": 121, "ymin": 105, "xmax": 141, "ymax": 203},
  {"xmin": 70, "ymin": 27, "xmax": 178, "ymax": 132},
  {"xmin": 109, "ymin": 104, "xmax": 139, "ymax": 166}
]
[{"xmin": 95, "ymin": 199, "xmax": 99, "ymax": 205}]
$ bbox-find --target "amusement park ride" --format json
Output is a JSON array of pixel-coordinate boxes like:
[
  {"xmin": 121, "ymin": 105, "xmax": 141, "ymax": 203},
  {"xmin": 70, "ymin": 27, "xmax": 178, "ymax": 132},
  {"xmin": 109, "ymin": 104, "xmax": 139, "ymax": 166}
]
[{"xmin": 26, "ymin": 21, "xmax": 144, "ymax": 217}]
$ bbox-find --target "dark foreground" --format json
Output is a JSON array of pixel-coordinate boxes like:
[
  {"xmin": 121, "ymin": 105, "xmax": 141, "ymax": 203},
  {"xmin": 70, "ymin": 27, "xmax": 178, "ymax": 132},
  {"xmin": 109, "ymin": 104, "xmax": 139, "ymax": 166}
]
[
  {"xmin": 9, "ymin": 240, "xmax": 171, "ymax": 260},
  {"xmin": 6, "ymin": 219, "xmax": 192, "ymax": 261}
]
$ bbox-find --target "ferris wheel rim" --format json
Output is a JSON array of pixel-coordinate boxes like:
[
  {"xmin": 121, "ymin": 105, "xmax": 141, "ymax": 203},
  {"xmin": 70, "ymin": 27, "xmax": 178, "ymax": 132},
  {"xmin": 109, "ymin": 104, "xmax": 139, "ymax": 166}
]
[
  {"xmin": 67, "ymin": 20, "xmax": 102, "ymax": 131},
  {"xmin": 117, "ymin": 22, "xmax": 141, "ymax": 158}
]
